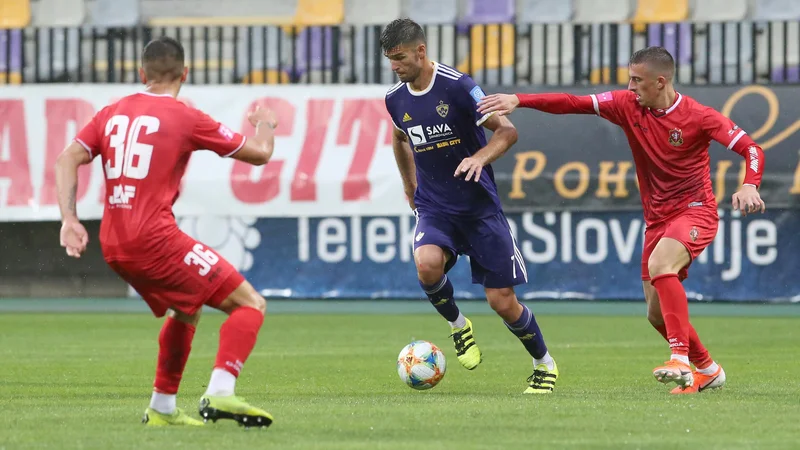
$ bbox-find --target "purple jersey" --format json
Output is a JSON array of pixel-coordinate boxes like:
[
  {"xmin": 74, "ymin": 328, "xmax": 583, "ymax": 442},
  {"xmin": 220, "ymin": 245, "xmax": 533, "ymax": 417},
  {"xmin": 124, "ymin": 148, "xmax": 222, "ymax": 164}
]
[{"xmin": 385, "ymin": 62, "xmax": 502, "ymax": 219}]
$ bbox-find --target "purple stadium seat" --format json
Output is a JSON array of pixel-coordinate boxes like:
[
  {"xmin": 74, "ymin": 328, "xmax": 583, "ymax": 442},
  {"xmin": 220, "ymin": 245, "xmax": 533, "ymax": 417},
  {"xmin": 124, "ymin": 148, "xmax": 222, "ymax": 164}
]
[
  {"xmin": 647, "ymin": 23, "xmax": 692, "ymax": 65},
  {"xmin": 0, "ymin": 30, "xmax": 23, "ymax": 75},
  {"xmin": 770, "ymin": 66, "xmax": 800, "ymax": 83},
  {"xmin": 459, "ymin": 0, "xmax": 515, "ymax": 33},
  {"xmin": 293, "ymin": 26, "xmax": 344, "ymax": 78}
]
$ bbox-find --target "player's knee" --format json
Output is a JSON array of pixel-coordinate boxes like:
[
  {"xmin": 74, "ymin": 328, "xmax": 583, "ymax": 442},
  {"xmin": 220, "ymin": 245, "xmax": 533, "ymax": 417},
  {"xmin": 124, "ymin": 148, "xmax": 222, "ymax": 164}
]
[
  {"xmin": 486, "ymin": 288, "xmax": 518, "ymax": 317},
  {"xmin": 167, "ymin": 308, "xmax": 202, "ymax": 326},
  {"xmin": 415, "ymin": 258, "xmax": 445, "ymax": 285},
  {"xmin": 241, "ymin": 292, "xmax": 266, "ymax": 314},
  {"xmin": 647, "ymin": 254, "xmax": 675, "ymax": 279}
]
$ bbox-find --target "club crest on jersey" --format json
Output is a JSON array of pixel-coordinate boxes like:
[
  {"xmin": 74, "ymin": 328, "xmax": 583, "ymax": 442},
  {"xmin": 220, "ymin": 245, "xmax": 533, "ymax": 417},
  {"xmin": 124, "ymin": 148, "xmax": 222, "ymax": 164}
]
[
  {"xmin": 668, "ymin": 128, "xmax": 684, "ymax": 146},
  {"xmin": 689, "ymin": 227, "xmax": 698, "ymax": 242},
  {"xmin": 436, "ymin": 100, "xmax": 449, "ymax": 118}
]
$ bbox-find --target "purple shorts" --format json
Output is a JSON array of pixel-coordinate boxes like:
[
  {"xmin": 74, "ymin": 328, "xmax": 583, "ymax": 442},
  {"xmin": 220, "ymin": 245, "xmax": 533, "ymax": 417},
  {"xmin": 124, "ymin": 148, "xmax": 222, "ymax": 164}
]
[{"xmin": 413, "ymin": 209, "xmax": 528, "ymax": 288}]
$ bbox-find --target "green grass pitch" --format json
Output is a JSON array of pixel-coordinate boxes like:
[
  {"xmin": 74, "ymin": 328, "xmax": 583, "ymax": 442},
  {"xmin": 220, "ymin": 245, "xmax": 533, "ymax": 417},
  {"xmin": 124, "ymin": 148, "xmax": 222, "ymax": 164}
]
[{"xmin": 1, "ymin": 307, "xmax": 798, "ymax": 449}]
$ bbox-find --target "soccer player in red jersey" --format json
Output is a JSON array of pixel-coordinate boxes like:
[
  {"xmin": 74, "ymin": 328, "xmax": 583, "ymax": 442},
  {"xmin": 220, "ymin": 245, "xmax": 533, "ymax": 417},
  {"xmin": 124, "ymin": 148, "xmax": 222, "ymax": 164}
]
[
  {"xmin": 476, "ymin": 46, "xmax": 766, "ymax": 393},
  {"xmin": 55, "ymin": 37, "xmax": 279, "ymax": 426}
]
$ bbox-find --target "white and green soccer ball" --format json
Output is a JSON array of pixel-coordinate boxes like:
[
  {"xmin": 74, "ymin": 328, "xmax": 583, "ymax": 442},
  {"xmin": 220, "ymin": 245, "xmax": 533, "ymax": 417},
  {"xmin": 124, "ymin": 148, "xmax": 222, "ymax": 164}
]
[{"xmin": 397, "ymin": 340, "xmax": 446, "ymax": 390}]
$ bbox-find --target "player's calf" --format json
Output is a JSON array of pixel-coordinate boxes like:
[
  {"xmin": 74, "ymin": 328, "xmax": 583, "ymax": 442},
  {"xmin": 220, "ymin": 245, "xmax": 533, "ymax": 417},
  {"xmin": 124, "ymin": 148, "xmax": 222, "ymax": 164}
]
[{"xmin": 487, "ymin": 289, "xmax": 558, "ymax": 392}]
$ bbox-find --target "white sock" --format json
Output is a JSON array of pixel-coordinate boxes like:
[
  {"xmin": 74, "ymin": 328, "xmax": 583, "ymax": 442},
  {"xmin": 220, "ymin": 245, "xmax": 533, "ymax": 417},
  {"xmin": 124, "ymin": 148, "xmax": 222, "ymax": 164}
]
[
  {"xmin": 533, "ymin": 351, "xmax": 555, "ymax": 371},
  {"xmin": 671, "ymin": 354, "xmax": 690, "ymax": 365},
  {"xmin": 204, "ymin": 369, "xmax": 237, "ymax": 397},
  {"xmin": 696, "ymin": 361, "xmax": 720, "ymax": 375},
  {"xmin": 149, "ymin": 392, "xmax": 176, "ymax": 415},
  {"xmin": 448, "ymin": 312, "xmax": 467, "ymax": 329}
]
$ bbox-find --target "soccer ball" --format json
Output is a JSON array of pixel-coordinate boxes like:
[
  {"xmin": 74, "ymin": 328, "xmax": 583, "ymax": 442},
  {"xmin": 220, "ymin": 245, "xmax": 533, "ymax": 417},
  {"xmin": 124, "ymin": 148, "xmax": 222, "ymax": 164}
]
[{"xmin": 396, "ymin": 340, "xmax": 446, "ymax": 390}]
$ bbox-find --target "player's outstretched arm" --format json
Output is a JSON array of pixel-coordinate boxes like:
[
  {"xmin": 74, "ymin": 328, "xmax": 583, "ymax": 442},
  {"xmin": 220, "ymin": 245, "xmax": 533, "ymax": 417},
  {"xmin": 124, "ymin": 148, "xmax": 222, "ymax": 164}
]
[
  {"xmin": 454, "ymin": 113, "xmax": 517, "ymax": 182},
  {"xmin": 392, "ymin": 127, "xmax": 417, "ymax": 210},
  {"xmin": 55, "ymin": 142, "xmax": 91, "ymax": 258},
  {"xmin": 232, "ymin": 107, "xmax": 278, "ymax": 166},
  {"xmin": 477, "ymin": 92, "xmax": 597, "ymax": 116}
]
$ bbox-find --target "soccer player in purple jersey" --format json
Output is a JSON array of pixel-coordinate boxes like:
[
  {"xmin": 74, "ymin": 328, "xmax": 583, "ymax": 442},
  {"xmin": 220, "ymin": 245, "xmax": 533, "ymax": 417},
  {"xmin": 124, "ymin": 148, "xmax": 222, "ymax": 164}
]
[{"xmin": 382, "ymin": 18, "xmax": 558, "ymax": 393}]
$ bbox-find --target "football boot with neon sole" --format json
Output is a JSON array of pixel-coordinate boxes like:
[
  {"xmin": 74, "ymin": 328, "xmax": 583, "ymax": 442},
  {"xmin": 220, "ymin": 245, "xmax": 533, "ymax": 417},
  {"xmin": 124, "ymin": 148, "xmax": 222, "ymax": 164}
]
[
  {"xmin": 450, "ymin": 317, "xmax": 482, "ymax": 370},
  {"xmin": 142, "ymin": 408, "xmax": 204, "ymax": 427},
  {"xmin": 198, "ymin": 395, "xmax": 274, "ymax": 428}
]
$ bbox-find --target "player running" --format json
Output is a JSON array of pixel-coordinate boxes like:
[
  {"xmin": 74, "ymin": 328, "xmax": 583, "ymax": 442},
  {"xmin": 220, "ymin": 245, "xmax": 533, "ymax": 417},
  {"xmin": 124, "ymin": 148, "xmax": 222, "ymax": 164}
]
[
  {"xmin": 477, "ymin": 46, "xmax": 766, "ymax": 394},
  {"xmin": 55, "ymin": 37, "xmax": 278, "ymax": 426},
  {"xmin": 382, "ymin": 19, "xmax": 558, "ymax": 394}
]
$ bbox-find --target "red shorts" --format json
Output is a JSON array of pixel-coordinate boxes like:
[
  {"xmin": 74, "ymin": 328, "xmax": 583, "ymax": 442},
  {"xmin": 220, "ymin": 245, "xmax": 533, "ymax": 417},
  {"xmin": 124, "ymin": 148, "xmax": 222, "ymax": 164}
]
[
  {"xmin": 641, "ymin": 206, "xmax": 719, "ymax": 282},
  {"xmin": 106, "ymin": 232, "xmax": 245, "ymax": 317}
]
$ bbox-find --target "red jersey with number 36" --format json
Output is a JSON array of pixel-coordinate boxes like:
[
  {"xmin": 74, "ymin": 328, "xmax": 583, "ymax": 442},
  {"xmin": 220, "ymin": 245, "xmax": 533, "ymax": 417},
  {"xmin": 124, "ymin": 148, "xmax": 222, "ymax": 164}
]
[
  {"xmin": 75, "ymin": 92, "xmax": 246, "ymax": 259},
  {"xmin": 517, "ymin": 90, "xmax": 764, "ymax": 225}
]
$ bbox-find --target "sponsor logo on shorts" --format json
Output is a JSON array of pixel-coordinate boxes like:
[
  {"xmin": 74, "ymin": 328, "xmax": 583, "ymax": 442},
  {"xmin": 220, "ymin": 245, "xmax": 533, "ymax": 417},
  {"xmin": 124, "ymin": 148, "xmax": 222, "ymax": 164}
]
[
  {"xmin": 415, "ymin": 231, "xmax": 425, "ymax": 242},
  {"xmin": 689, "ymin": 227, "xmax": 699, "ymax": 242}
]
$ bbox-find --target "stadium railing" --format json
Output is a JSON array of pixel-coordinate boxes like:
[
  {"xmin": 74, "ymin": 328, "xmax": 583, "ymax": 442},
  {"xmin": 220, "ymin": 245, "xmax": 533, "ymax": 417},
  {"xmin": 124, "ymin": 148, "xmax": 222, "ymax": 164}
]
[{"xmin": 1, "ymin": 21, "xmax": 798, "ymax": 86}]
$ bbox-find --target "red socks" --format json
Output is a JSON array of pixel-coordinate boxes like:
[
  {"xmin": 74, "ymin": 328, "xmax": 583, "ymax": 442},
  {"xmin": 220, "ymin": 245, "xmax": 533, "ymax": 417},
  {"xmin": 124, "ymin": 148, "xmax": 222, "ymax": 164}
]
[
  {"xmin": 650, "ymin": 274, "xmax": 690, "ymax": 357},
  {"xmin": 652, "ymin": 322, "xmax": 712, "ymax": 368},
  {"xmin": 214, "ymin": 306, "xmax": 264, "ymax": 376},
  {"xmin": 153, "ymin": 317, "xmax": 196, "ymax": 394}
]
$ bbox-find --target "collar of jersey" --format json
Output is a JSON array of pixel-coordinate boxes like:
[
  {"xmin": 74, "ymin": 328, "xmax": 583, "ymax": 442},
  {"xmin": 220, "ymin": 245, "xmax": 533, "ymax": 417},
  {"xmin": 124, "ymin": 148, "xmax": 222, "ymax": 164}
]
[
  {"xmin": 648, "ymin": 92, "xmax": 682, "ymax": 118},
  {"xmin": 407, "ymin": 61, "xmax": 439, "ymax": 97},
  {"xmin": 138, "ymin": 91, "xmax": 174, "ymax": 98}
]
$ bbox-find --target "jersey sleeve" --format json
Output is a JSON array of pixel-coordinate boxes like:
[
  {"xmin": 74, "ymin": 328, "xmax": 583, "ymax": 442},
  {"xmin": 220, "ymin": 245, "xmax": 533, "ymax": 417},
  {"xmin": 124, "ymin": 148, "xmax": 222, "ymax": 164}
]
[
  {"xmin": 516, "ymin": 90, "xmax": 629, "ymax": 125},
  {"xmin": 457, "ymin": 75, "xmax": 495, "ymax": 126},
  {"xmin": 191, "ymin": 109, "xmax": 247, "ymax": 157},
  {"xmin": 384, "ymin": 96, "xmax": 402, "ymax": 131},
  {"xmin": 701, "ymin": 107, "xmax": 764, "ymax": 188},
  {"xmin": 74, "ymin": 109, "xmax": 105, "ymax": 160}
]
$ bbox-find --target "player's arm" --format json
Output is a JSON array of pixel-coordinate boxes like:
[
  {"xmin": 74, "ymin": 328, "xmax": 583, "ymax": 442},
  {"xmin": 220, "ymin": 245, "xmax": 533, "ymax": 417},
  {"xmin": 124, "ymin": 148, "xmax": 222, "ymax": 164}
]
[
  {"xmin": 192, "ymin": 106, "xmax": 276, "ymax": 165},
  {"xmin": 454, "ymin": 113, "xmax": 518, "ymax": 182},
  {"xmin": 477, "ymin": 92, "xmax": 599, "ymax": 116},
  {"xmin": 477, "ymin": 91, "xmax": 627, "ymax": 125},
  {"xmin": 702, "ymin": 107, "xmax": 766, "ymax": 215},
  {"xmin": 232, "ymin": 107, "xmax": 277, "ymax": 166},
  {"xmin": 392, "ymin": 126, "xmax": 417, "ymax": 210},
  {"xmin": 55, "ymin": 141, "xmax": 92, "ymax": 258}
]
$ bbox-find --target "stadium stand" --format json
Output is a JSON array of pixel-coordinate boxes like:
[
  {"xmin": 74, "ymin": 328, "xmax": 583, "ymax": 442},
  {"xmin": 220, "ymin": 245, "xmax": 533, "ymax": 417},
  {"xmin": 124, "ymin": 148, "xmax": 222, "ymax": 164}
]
[
  {"xmin": 0, "ymin": 0, "xmax": 31, "ymax": 28},
  {"xmin": 4, "ymin": 0, "xmax": 800, "ymax": 86}
]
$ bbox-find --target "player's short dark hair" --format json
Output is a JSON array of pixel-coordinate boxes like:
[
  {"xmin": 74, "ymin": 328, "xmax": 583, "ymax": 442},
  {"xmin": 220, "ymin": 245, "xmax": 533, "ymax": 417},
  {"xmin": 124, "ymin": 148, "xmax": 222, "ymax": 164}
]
[
  {"xmin": 629, "ymin": 46, "xmax": 675, "ymax": 80},
  {"xmin": 141, "ymin": 36, "xmax": 185, "ymax": 82},
  {"xmin": 380, "ymin": 18, "xmax": 426, "ymax": 54}
]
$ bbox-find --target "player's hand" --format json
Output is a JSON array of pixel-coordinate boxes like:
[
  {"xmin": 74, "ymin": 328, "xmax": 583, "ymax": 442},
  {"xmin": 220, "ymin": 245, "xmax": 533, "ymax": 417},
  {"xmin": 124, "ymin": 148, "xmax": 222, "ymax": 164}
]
[
  {"xmin": 454, "ymin": 156, "xmax": 484, "ymax": 182},
  {"xmin": 60, "ymin": 218, "xmax": 89, "ymax": 258},
  {"xmin": 476, "ymin": 93, "xmax": 520, "ymax": 116},
  {"xmin": 732, "ymin": 185, "xmax": 766, "ymax": 216},
  {"xmin": 248, "ymin": 106, "xmax": 278, "ymax": 129},
  {"xmin": 405, "ymin": 188, "xmax": 416, "ymax": 210}
]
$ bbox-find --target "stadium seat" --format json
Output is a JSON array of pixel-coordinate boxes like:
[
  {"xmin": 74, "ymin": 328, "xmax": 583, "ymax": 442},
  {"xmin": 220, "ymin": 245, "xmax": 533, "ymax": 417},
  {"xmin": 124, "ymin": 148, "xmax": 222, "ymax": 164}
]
[
  {"xmin": 0, "ymin": 0, "xmax": 31, "ymax": 28},
  {"xmin": 631, "ymin": 0, "xmax": 688, "ymax": 26},
  {"xmin": 344, "ymin": 0, "xmax": 401, "ymax": 25},
  {"xmin": 403, "ymin": 0, "xmax": 458, "ymax": 25},
  {"xmin": 461, "ymin": 0, "xmax": 515, "ymax": 25},
  {"xmin": 295, "ymin": 0, "xmax": 344, "ymax": 25},
  {"xmin": 647, "ymin": 23, "xmax": 692, "ymax": 65},
  {"xmin": 753, "ymin": 0, "xmax": 800, "ymax": 20},
  {"xmin": 456, "ymin": 24, "xmax": 515, "ymax": 84},
  {"xmin": 32, "ymin": 0, "xmax": 86, "ymax": 27},
  {"xmin": 691, "ymin": 0, "xmax": 748, "ymax": 22},
  {"xmin": 293, "ymin": 26, "xmax": 345, "ymax": 80},
  {"xmin": 572, "ymin": 0, "xmax": 632, "ymax": 23},
  {"xmin": 0, "ymin": 29, "xmax": 22, "ymax": 83},
  {"xmin": 89, "ymin": 0, "xmax": 140, "ymax": 27},
  {"xmin": 241, "ymin": 69, "xmax": 291, "ymax": 84},
  {"xmin": 517, "ymin": 0, "xmax": 573, "ymax": 23}
]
